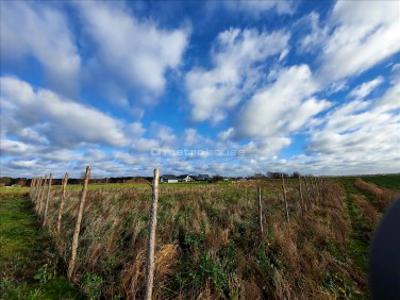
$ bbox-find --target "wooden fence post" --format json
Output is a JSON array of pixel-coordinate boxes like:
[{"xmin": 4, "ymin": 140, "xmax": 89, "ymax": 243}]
[
  {"xmin": 298, "ymin": 176, "xmax": 304, "ymax": 214},
  {"xmin": 281, "ymin": 173, "xmax": 289, "ymax": 222},
  {"xmin": 57, "ymin": 172, "xmax": 69, "ymax": 233},
  {"xmin": 29, "ymin": 178, "xmax": 34, "ymax": 199},
  {"xmin": 317, "ymin": 177, "xmax": 322, "ymax": 203},
  {"xmin": 68, "ymin": 166, "xmax": 91, "ymax": 280},
  {"xmin": 312, "ymin": 176, "xmax": 319, "ymax": 204},
  {"xmin": 33, "ymin": 177, "xmax": 38, "ymax": 206},
  {"xmin": 257, "ymin": 186, "xmax": 264, "ymax": 236},
  {"xmin": 145, "ymin": 168, "xmax": 160, "ymax": 300},
  {"xmin": 43, "ymin": 173, "xmax": 52, "ymax": 227},
  {"xmin": 30, "ymin": 177, "xmax": 36, "ymax": 200},
  {"xmin": 33, "ymin": 177, "xmax": 38, "ymax": 201},
  {"xmin": 39, "ymin": 175, "xmax": 48, "ymax": 216},
  {"xmin": 33, "ymin": 177, "xmax": 41, "ymax": 210}
]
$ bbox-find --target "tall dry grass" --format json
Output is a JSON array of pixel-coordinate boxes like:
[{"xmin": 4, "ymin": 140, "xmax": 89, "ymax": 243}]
[
  {"xmin": 41, "ymin": 179, "xmax": 367, "ymax": 299},
  {"xmin": 354, "ymin": 178, "xmax": 396, "ymax": 210}
]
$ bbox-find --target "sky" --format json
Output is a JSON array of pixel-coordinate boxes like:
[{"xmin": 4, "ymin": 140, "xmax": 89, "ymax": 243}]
[{"xmin": 0, "ymin": 0, "xmax": 399, "ymax": 178}]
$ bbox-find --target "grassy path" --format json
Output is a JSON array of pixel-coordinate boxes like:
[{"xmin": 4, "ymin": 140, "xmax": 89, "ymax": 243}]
[
  {"xmin": 341, "ymin": 180, "xmax": 371, "ymax": 274},
  {"xmin": 0, "ymin": 194, "xmax": 81, "ymax": 299},
  {"xmin": 339, "ymin": 176, "xmax": 399, "ymax": 298}
]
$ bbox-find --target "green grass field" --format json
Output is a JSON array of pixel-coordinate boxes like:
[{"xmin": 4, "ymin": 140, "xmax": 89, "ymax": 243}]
[
  {"xmin": 0, "ymin": 194, "xmax": 81, "ymax": 299},
  {"xmin": 362, "ymin": 174, "xmax": 400, "ymax": 191}
]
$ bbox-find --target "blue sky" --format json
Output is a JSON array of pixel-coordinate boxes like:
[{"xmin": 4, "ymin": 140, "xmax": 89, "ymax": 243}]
[{"xmin": 1, "ymin": 0, "xmax": 399, "ymax": 178}]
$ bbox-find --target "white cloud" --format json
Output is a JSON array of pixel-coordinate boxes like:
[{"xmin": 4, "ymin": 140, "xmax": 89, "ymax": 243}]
[
  {"xmin": 307, "ymin": 78, "xmax": 400, "ymax": 173},
  {"xmin": 0, "ymin": 1, "xmax": 80, "ymax": 94},
  {"xmin": 0, "ymin": 76, "xmax": 127, "ymax": 147},
  {"xmin": 77, "ymin": 1, "xmax": 189, "ymax": 97},
  {"xmin": 10, "ymin": 160, "xmax": 38, "ymax": 169},
  {"xmin": 153, "ymin": 124, "xmax": 177, "ymax": 145},
  {"xmin": 306, "ymin": 1, "xmax": 400, "ymax": 83},
  {"xmin": 238, "ymin": 65, "xmax": 330, "ymax": 141},
  {"xmin": 298, "ymin": 12, "xmax": 328, "ymax": 53},
  {"xmin": 218, "ymin": 128, "xmax": 235, "ymax": 142},
  {"xmin": 348, "ymin": 76, "xmax": 384, "ymax": 100},
  {"xmin": 186, "ymin": 28, "xmax": 289, "ymax": 122},
  {"xmin": 0, "ymin": 139, "xmax": 37, "ymax": 155},
  {"xmin": 374, "ymin": 78, "xmax": 400, "ymax": 112},
  {"xmin": 128, "ymin": 122, "xmax": 146, "ymax": 137}
]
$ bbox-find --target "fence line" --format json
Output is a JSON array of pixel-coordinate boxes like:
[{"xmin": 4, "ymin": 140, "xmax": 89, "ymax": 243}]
[{"xmin": 25, "ymin": 167, "xmax": 327, "ymax": 297}]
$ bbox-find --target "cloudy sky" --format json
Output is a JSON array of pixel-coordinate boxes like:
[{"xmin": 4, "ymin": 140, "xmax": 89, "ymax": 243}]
[{"xmin": 1, "ymin": 0, "xmax": 399, "ymax": 178}]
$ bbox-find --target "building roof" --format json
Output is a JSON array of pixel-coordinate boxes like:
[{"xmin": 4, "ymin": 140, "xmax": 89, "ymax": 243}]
[
  {"xmin": 177, "ymin": 174, "xmax": 192, "ymax": 179},
  {"xmin": 161, "ymin": 175, "xmax": 177, "ymax": 179}
]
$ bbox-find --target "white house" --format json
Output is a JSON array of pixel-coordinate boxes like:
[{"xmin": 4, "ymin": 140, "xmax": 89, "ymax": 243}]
[
  {"xmin": 160, "ymin": 175, "xmax": 178, "ymax": 183},
  {"xmin": 177, "ymin": 175, "xmax": 194, "ymax": 182}
]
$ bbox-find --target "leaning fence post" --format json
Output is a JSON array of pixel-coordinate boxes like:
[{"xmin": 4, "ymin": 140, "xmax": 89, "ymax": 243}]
[
  {"xmin": 68, "ymin": 166, "xmax": 91, "ymax": 280},
  {"xmin": 145, "ymin": 168, "xmax": 160, "ymax": 300},
  {"xmin": 39, "ymin": 175, "xmax": 48, "ymax": 216},
  {"xmin": 57, "ymin": 172, "xmax": 69, "ymax": 233},
  {"xmin": 33, "ymin": 177, "xmax": 38, "ymax": 201},
  {"xmin": 257, "ymin": 186, "xmax": 264, "ymax": 236},
  {"xmin": 312, "ymin": 176, "xmax": 319, "ymax": 204},
  {"xmin": 316, "ymin": 177, "xmax": 322, "ymax": 203},
  {"xmin": 33, "ymin": 177, "xmax": 41, "ymax": 209},
  {"xmin": 30, "ymin": 177, "xmax": 36, "ymax": 200},
  {"xmin": 298, "ymin": 176, "xmax": 304, "ymax": 213},
  {"xmin": 43, "ymin": 173, "xmax": 53, "ymax": 227},
  {"xmin": 29, "ymin": 178, "xmax": 34, "ymax": 199},
  {"xmin": 281, "ymin": 173, "xmax": 289, "ymax": 222}
]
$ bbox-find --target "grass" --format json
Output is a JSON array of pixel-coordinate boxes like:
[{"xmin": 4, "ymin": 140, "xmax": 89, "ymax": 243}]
[
  {"xmin": 0, "ymin": 194, "xmax": 82, "ymax": 299},
  {"xmin": 340, "ymin": 179, "xmax": 371, "ymax": 274},
  {"xmin": 361, "ymin": 173, "xmax": 400, "ymax": 191},
  {"xmin": 0, "ymin": 181, "xmax": 215, "ymax": 195},
  {"xmin": 1, "ymin": 174, "xmax": 398, "ymax": 299},
  {"xmin": 39, "ymin": 178, "xmax": 364, "ymax": 298}
]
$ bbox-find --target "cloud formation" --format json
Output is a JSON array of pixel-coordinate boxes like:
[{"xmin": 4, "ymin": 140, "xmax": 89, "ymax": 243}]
[
  {"xmin": 0, "ymin": 1, "xmax": 81, "ymax": 94},
  {"xmin": 186, "ymin": 28, "xmax": 289, "ymax": 122},
  {"xmin": 304, "ymin": 1, "xmax": 400, "ymax": 83},
  {"xmin": 1, "ymin": 76, "xmax": 126, "ymax": 147},
  {"xmin": 1, "ymin": 1, "xmax": 399, "ymax": 177},
  {"xmin": 77, "ymin": 1, "xmax": 190, "ymax": 99}
]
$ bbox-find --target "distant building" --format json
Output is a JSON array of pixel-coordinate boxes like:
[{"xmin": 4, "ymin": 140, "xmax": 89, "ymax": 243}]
[
  {"xmin": 177, "ymin": 175, "xmax": 194, "ymax": 182},
  {"xmin": 195, "ymin": 174, "xmax": 210, "ymax": 181},
  {"xmin": 160, "ymin": 175, "xmax": 178, "ymax": 183}
]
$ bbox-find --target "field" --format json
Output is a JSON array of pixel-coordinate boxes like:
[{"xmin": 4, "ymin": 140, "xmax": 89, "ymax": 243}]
[{"xmin": 1, "ymin": 174, "xmax": 399, "ymax": 299}]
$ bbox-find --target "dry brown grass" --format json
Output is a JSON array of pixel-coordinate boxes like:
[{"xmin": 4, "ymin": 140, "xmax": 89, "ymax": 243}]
[
  {"xmin": 354, "ymin": 178, "xmax": 396, "ymax": 209},
  {"xmin": 352, "ymin": 194, "xmax": 381, "ymax": 229},
  {"xmin": 36, "ymin": 178, "xmax": 381, "ymax": 299}
]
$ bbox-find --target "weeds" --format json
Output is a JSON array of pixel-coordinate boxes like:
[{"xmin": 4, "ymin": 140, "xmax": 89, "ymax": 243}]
[{"xmin": 3, "ymin": 174, "xmax": 397, "ymax": 299}]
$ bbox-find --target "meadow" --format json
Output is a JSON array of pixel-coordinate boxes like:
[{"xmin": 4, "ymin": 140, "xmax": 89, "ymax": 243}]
[{"xmin": 1, "ymin": 174, "xmax": 399, "ymax": 299}]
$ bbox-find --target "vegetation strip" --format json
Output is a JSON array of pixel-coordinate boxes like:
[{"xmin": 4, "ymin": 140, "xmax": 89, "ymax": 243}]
[{"xmin": 0, "ymin": 194, "xmax": 81, "ymax": 299}]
